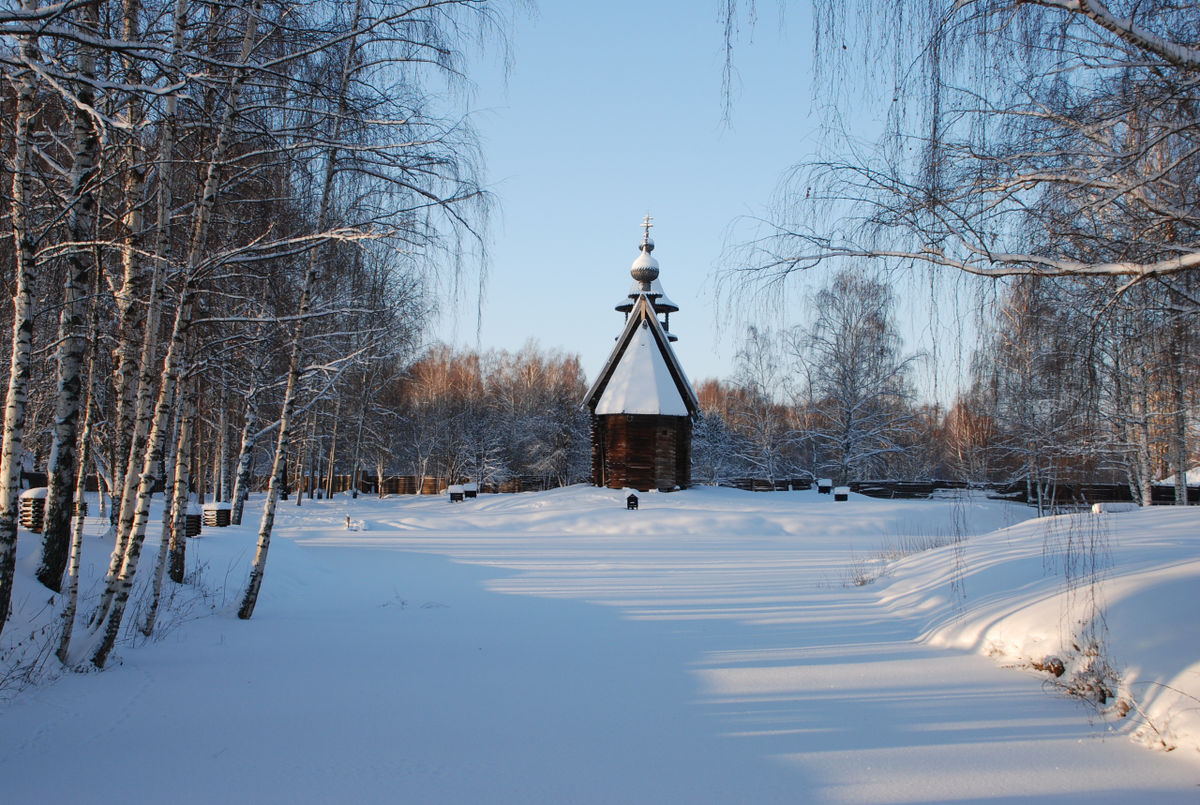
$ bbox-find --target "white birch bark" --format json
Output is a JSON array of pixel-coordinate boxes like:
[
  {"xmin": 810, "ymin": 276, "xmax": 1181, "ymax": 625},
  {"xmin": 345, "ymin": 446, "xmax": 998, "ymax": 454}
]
[
  {"xmin": 91, "ymin": 298, "xmax": 188, "ymax": 666},
  {"xmin": 166, "ymin": 387, "xmax": 196, "ymax": 585},
  {"xmin": 110, "ymin": 0, "xmax": 150, "ymax": 535},
  {"xmin": 55, "ymin": 404, "xmax": 93, "ymax": 664},
  {"xmin": 230, "ymin": 359, "xmax": 266, "ymax": 525},
  {"xmin": 1172, "ymin": 333, "xmax": 1188, "ymax": 506},
  {"xmin": 56, "ymin": 280, "xmax": 102, "ymax": 664},
  {"xmin": 144, "ymin": 388, "xmax": 190, "ymax": 633},
  {"xmin": 349, "ymin": 385, "xmax": 369, "ymax": 498},
  {"xmin": 92, "ymin": 0, "xmax": 263, "ymax": 666},
  {"xmin": 1133, "ymin": 389, "xmax": 1154, "ymax": 508},
  {"xmin": 325, "ymin": 398, "xmax": 340, "ymax": 497},
  {"xmin": 91, "ymin": 0, "xmax": 188, "ymax": 626},
  {"xmin": 0, "ymin": 2, "xmax": 41, "ymax": 639},
  {"xmin": 38, "ymin": 0, "xmax": 101, "ymax": 592},
  {"xmin": 139, "ymin": 472, "xmax": 176, "ymax": 638},
  {"xmin": 217, "ymin": 397, "xmax": 230, "ymax": 502}
]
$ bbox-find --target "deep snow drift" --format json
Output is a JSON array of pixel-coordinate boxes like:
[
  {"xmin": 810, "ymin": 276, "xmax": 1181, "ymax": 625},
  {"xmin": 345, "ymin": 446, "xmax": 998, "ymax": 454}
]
[{"xmin": 1, "ymin": 485, "xmax": 1197, "ymax": 803}]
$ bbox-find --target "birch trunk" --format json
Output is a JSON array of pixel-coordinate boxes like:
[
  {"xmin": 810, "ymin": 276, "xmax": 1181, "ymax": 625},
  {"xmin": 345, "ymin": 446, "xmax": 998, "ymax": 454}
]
[
  {"xmin": 56, "ymin": 386, "xmax": 94, "ymax": 662},
  {"xmin": 38, "ymin": 0, "xmax": 102, "ymax": 592},
  {"xmin": 92, "ymin": 0, "xmax": 188, "ymax": 626},
  {"xmin": 99, "ymin": 260, "xmax": 166, "ymax": 612},
  {"xmin": 195, "ymin": 441, "xmax": 205, "ymax": 505},
  {"xmin": 57, "ymin": 277, "xmax": 102, "ymax": 663},
  {"xmin": 111, "ymin": 0, "xmax": 150, "ymax": 536},
  {"xmin": 349, "ymin": 390, "xmax": 368, "ymax": 498},
  {"xmin": 55, "ymin": 401, "xmax": 93, "ymax": 664},
  {"xmin": 1172, "ymin": 334, "xmax": 1188, "ymax": 506},
  {"xmin": 91, "ymin": 302, "xmax": 189, "ymax": 667},
  {"xmin": 325, "ymin": 399, "xmax": 340, "ymax": 498},
  {"xmin": 143, "ymin": 397, "xmax": 181, "ymax": 629},
  {"xmin": 1134, "ymin": 388, "xmax": 1154, "ymax": 507},
  {"xmin": 139, "ymin": 463, "xmax": 176, "ymax": 638},
  {"xmin": 166, "ymin": 388, "xmax": 197, "ymax": 584},
  {"xmin": 146, "ymin": 386, "xmax": 190, "ymax": 631},
  {"xmin": 217, "ymin": 397, "xmax": 230, "ymax": 502},
  {"xmin": 298, "ymin": 417, "xmax": 316, "ymax": 506},
  {"xmin": 238, "ymin": 333, "xmax": 306, "ymax": 619},
  {"xmin": 0, "ymin": 4, "xmax": 41, "ymax": 639},
  {"xmin": 239, "ymin": 0, "xmax": 364, "ymax": 619},
  {"xmin": 230, "ymin": 418, "xmax": 258, "ymax": 525},
  {"xmin": 92, "ymin": 0, "xmax": 263, "ymax": 666},
  {"xmin": 230, "ymin": 359, "xmax": 266, "ymax": 525},
  {"xmin": 312, "ymin": 447, "xmax": 320, "ymax": 498}
]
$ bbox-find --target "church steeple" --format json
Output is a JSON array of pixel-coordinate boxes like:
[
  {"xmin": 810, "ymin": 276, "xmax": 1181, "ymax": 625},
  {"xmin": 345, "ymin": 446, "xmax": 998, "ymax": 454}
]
[
  {"xmin": 615, "ymin": 214, "xmax": 680, "ymax": 340},
  {"xmin": 630, "ymin": 214, "xmax": 659, "ymax": 289}
]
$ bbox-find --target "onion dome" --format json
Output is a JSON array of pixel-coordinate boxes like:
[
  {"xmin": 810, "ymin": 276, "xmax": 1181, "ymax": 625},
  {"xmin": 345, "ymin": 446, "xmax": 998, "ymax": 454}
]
[{"xmin": 631, "ymin": 238, "xmax": 659, "ymax": 286}]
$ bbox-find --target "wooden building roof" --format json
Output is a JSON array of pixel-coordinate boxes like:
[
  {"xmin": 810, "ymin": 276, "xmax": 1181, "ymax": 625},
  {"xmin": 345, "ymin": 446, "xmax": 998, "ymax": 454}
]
[{"xmin": 583, "ymin": 293, "xmax": 700, "ymax": 419}]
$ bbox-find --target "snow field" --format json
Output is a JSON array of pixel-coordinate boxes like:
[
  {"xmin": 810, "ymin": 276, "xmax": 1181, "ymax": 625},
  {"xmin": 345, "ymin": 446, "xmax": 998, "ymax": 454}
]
[{"xmin": 1, "ymin": 485, "xmax": 1197, "ymax": 803}]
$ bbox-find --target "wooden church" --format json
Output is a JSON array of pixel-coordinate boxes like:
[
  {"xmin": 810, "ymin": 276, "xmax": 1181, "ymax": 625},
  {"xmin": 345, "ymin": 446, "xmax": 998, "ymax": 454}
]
[{"xmin": 583, "ymin": 217, "xmax": 700, "ymax": 491}]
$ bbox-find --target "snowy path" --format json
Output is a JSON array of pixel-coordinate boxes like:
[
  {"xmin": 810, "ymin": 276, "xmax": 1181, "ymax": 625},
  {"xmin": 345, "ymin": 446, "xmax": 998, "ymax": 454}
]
[{"xmin": 1, "ymin": 486, "xmax": 1197, "ymax": 803}]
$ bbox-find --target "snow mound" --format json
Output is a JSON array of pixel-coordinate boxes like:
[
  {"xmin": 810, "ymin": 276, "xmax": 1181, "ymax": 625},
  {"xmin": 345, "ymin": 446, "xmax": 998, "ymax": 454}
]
[{"xmin": 879, "ymin": 507, "xmax": 1200, "ymax": 754}]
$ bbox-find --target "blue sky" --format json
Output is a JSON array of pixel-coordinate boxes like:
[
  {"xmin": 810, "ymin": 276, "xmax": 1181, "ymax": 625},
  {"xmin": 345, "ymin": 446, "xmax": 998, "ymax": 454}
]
[
  {"xmin": 434, "ymin": 2, "xmax": 977, "ymax": 402},
  {"xmin": 434, "ymin": 2, "xmax": 820, "ymax": 386}
]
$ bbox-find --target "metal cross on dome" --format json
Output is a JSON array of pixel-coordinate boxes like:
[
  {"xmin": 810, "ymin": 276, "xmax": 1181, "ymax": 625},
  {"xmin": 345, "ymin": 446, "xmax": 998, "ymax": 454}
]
[{"xmin": 641, "ymin": 213, "xmax": 654, "ymax": 247}]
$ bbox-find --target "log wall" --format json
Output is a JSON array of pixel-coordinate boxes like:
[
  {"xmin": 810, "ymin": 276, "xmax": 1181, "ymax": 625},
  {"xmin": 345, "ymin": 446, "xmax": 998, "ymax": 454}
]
[{"xmin": 591, "ymin": 414, "xmax": 692, "ymax": 491}]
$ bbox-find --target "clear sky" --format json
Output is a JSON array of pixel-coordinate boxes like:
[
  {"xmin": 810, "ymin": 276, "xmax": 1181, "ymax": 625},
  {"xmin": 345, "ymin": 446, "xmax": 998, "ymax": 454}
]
[
  {"xmin": 434, "ymin": 2, "xmax": 976, "ymax": 402},
  {"xmin": 433, "ymin": 2, "xmax": 820, "ymax": 387}
]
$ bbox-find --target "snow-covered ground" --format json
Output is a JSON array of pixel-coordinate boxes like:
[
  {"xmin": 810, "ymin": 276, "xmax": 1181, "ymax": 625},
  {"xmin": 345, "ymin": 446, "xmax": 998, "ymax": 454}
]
[{"xmin": 2, "ymin": 485, "xmax": 1197, "ymax": 803}]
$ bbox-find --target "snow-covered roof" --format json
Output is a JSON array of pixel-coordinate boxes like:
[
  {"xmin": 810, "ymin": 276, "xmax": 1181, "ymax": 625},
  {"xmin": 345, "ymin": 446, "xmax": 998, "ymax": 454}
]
[
  {"xmin": 615, "ymin": 278, "xmax": 678, "ymax": 313},
  {"xmin": 1157, "ymin": 466, "xmax": 1200, "ymax": 486},
  {"xmin": 652, "ymin": 290, "xmax": 678, "ymax": 313},
  {"xmin": 595, "ymin": 320, "xmax": 688, "ymax": 416},
  {"xmin": 584, "ymin": 294, "xmax": 699, "ymax": 418}
]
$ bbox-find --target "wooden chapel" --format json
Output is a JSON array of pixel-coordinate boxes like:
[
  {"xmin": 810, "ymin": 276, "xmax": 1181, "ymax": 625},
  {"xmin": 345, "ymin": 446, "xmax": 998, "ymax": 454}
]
[{"xmin": 582, "ymin": 216, "xmax": 700, "ymax": 491}]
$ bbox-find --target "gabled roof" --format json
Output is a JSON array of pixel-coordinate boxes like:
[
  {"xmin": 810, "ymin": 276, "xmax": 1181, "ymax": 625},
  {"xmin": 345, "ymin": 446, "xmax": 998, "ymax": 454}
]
[{"xmin": 583, "ymin": 294, "xmax": 700, "ymax": 418}]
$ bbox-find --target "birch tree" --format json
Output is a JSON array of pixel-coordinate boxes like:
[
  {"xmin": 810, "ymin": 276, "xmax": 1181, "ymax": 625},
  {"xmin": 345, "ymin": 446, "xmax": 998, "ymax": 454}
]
[
  {"xmin": 726, "ymin": 1, "xmax": 1200, "ymax": 289},
  {"xmin": 792, "ymin": 268, "xmax": 919, "ymax": 483},
  {"xmin": 54, "ymin": 310, "xmax": 107, "ymax": 664},
  {"xmin": 0, "ymin": 0, "xmax": 506, "ymax": 654},
  {"xmin": 109, "ymin": 0, "xmax": 156, "ymax": 534},
  {"xmin": 229, "ymin": 352, "xmax": 268, "ymax": 525},
  {"xmin": 239, "ymin": 0, "xmax": 495, "ymax": 617},
  {"xmin": 729, "ymin": 326, "xmax": 796, "ymax": 482},
  {"xmin": 36, "ymin": 0, "xmax": 102, "ymax": 592},
  {"xmin": 237, "ymin": 0, "xmax": 369, "ymax": 619},
  {"xmin": 97, "ymin": 0, "xmax": 188, "ymax": 604},
  {"xmin": 92, "ymin": 0, "xmax": 265, "ymax": 666},
  {"xmin": 0, "ymin": 0, "xmax": 43, "ymax": 639}
]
